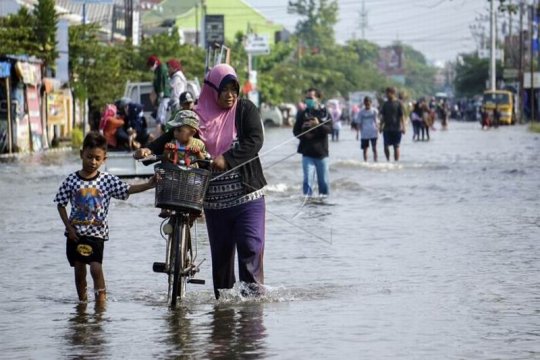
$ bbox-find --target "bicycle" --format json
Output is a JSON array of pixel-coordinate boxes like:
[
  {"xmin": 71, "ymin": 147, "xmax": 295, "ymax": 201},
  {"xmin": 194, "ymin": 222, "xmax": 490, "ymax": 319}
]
[{"xmin": 140, "ymin": 150, "xmax": 211, "ymax": 308}]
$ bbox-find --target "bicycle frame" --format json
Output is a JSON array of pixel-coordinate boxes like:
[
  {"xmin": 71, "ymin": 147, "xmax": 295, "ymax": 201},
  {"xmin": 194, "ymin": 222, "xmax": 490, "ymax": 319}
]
[
  {"xmin": 137, "ymin": 152, "xmax": 209, "ymax": 308},
  {"xmin": 159, "ymin": 210, "xmax": 205, "ymax": 308}
]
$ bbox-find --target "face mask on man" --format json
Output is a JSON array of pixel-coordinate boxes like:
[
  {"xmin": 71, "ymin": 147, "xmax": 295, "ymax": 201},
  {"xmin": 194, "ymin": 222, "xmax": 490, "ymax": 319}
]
[{"xmin": 304, "ymin": 98, "xmax": 317, "ymax": 109}]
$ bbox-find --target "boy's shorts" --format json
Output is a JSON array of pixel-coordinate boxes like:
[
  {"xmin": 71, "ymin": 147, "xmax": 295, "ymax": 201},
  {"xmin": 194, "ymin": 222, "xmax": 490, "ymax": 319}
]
[
  {"xmin": 66, "ymin": 236, "xmax": 105, "ymax": 267},
  {"xmin": 361, "ymin": 138, "xmax": 377, "ymax": 150},
  {"xmin": 383, "ymin": 131, "xmax": 402, "ymax": 147}
]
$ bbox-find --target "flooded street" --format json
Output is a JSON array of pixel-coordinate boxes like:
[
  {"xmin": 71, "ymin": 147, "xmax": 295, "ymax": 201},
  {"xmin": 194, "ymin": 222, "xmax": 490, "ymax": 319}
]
[{"xmin": 1, "ymin": 121, "xmax": 539, "ymax": 359}]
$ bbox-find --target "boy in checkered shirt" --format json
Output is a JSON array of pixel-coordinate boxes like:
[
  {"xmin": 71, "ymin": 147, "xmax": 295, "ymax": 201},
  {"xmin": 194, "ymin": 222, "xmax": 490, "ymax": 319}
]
[{"xmin": 54, "ymin": 132, "xmax": 155, "ymax": 304}]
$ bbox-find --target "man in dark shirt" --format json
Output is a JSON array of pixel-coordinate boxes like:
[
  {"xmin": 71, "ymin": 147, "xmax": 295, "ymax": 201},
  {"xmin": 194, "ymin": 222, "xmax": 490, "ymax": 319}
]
[
  {"xmin": 379, "ymin": 87, "xmax": 405, "ymax": 161},
  {"xmin": 293, "ymin": 88, "xmax": 333, "ymax": 197}
]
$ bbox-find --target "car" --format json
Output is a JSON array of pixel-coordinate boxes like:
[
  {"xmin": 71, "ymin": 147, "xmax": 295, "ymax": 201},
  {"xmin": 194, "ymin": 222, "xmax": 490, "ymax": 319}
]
[
  {"xmin": 123, "ymin": 82, "xmax": 155, "ymax": 124},
  {"xmin": 123, "ymin": 80, "xmax": 201, "ymax": 126},
  {"xmin": 260, "ymin": 104, "xmax": 283, "ymax": 127},
  {"xmin": 278, "ymin": 103, "xmax": 297, "ymax": 126}
]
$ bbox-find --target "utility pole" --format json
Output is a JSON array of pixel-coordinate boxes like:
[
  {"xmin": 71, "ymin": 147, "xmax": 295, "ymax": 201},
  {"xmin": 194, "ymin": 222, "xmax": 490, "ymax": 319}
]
[
  {"xmin": 509, "ymin": 0, "xmax": 513, "ymax": 41},
  {"xmin": 359, "ymin": 0, "xmax": 368, "ymax": 40},
  {"xmin": 529, "ymin": 0, "xmax": 538, "ymax": 121},
  {"xmin": 82, "ymin": 1, "xmax": 87, "ymax": 26},
  {"xmin": 124, "ymin": 0, "xmax": 133, "ymax": 43},
  {"xmin": 201, "ymin": 0, "xmax": 207, "ymax": 48},
  {"xmin": 490, "ymin": 0, "xmax": 497, "ymax": 91},
  {"xmin": 519, "ymin": 0, "xmax": 524, "ymax": 122},
  {"xmin": 195, "ymin": 1, "xmax": 199, "ymax": 46}
]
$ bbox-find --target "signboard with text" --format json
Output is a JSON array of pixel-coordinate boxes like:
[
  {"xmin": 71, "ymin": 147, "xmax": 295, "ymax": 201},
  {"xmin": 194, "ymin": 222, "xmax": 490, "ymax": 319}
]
[
  {"xmin": 205, "ymin": 15, "xmax": 224, "ymax": 48},
  {"xmin": 245, "ymin": 34, "xmax": 270, "ymax": 55},
  {"xmin": 524, "ymin": 72, "xmax": 540, "ymax": 88}
]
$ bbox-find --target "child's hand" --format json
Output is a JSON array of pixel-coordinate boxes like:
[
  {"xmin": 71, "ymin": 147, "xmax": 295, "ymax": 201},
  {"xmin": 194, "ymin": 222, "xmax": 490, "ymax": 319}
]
[
  {"xmin": 212, "ymin": 155, "xmax": 227, "ymax": 171},
  {"xmin": 66, "ymin": 225, "xmax": 79, "ymax": 242},
  {"xmin": 148, "ymin": 174, "xmax": 158, "ymax": 188},
  {"xmin": 133, "ymin": 148, "xmax": 152, "ymax": 159},
  {"xmin": 189, "ymin": 145, "xmax": 201, "ymax": 155}
]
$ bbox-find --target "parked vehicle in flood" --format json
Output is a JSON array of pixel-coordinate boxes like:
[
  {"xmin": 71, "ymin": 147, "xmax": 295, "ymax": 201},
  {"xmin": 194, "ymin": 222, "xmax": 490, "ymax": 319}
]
[{"xmin": 482, "ymin": 90, "xmax": 515, "ymax": 125}]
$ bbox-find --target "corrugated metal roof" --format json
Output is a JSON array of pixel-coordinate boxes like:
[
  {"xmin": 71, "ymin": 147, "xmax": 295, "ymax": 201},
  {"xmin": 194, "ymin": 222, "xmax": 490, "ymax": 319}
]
[{"xmin": 54, "ymin": 0, "xmax": 125, "ymax": 27}]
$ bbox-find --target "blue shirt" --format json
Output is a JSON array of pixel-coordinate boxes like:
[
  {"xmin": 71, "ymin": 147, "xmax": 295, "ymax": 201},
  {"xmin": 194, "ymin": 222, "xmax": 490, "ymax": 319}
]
[{"xmin": 355, "ymin": 108, "xmax": 379, "ymax": 139}]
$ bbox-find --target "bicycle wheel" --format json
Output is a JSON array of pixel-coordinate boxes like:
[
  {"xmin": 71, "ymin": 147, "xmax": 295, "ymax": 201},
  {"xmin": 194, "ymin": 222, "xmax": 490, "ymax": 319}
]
[
  {"xmin": 167, "ymin": 217, "xmax": 180, "ymax": 308},
  {"xmin": 170, "ymin": 217, "xmax": 189, "ymax": 307}
]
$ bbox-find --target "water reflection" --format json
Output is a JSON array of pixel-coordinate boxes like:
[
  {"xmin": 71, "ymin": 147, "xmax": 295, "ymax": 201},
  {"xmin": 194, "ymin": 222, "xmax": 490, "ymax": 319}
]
[
  {"xmin": 65, "ymin": 302, "xmax": 108, "ymax": 358},
  {"xmin": 164, "ymin": 307, "xmax": 194, "ymax": 356},
  {"xmin": 207, "ymin": 304, "xmax": 267, "ymax": 359}
]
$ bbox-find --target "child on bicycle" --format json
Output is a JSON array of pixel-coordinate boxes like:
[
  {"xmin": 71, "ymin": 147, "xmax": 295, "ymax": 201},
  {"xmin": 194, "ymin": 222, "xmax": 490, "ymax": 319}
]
[
  {"xmin": 136, "ymin": 110, "xmax": 209, "ymax": 218},
  {"xmin": 167, "ymin": 110, "xmax": 208, "ymax": 165},
  {"xmin": 54, "ymin": 131, "xmax": 156, "ymax": 303}
]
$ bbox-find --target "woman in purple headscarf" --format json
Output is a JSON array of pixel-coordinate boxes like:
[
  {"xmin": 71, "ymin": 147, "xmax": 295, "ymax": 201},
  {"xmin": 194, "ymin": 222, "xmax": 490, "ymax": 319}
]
[{"xmin": 136, "ymin": 64, "xmax": 267, "ymax": 299}]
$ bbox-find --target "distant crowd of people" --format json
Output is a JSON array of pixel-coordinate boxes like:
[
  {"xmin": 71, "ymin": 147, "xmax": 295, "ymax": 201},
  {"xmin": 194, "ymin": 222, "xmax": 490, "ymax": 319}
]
[
  {"xmin": 97, "ymin": 55, "xmax": 198, "ymax": 152},
  {"xmin": 292, "ymin": 87, "xmax": 453, "ymax": 199}
]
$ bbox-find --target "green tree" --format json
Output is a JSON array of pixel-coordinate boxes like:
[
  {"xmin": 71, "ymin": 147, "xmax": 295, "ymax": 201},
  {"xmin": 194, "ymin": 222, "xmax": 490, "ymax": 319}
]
[
  {"xmin": 346, "ymin": 39, "xmax": 379, "ymax": 64},
  {"xmin": 256, "ymin": 40, "xmax": 297, "ymax": 104},
  {"xmin": 138, "ymin": 28, "xmax": 206, "ymax": 81},
  {"xmin": 454, "ymin": 53, "xmax": 503, "ymax": 97},
  {"xmin": 69, "ymin": 24, "xmax": 138, "ymax": 114},
  {"xmin": 288, "ymin": 0, "xmax": 338, "ymax": 53},
  {"xmin": 225, "ymin": 31, "xmax": 248, "ymax": 86},
  {"xmin": 33, "ymin": 0, "xmax": 59, "ymax": 69},
  {"xmin": 401, "ymin": 44, "xmax": 437, "ymax": 97},
  {"xmin": 0, "ymin": 7, "xmax": 39, "ymax": 56}
]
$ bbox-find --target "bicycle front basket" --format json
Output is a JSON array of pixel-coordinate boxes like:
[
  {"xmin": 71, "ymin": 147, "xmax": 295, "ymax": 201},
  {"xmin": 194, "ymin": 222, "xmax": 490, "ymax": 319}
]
[{"xmin": 154, "ymin": 162, "xmax": 210, "ymax": 213}]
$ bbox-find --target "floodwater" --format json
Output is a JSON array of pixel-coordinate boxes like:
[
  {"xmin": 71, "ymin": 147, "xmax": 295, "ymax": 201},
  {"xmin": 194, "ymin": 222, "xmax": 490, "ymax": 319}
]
[{"xmin": 1, "ymin": 121, "xmax": 539, "ymax": 359}]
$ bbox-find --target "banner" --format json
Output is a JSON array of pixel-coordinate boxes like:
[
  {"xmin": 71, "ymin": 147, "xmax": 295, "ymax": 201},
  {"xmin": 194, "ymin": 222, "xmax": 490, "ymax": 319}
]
[
  {"xmin": 15, "ymin": 62, "xmax": 41, "ymax": 86},
  {"xmin": 26, "ymin": 86, "xmax": 44, "ymax": 151},
  {"xmin": 46, "ymin": 92, "xmax": 68, "ymax": 126}
]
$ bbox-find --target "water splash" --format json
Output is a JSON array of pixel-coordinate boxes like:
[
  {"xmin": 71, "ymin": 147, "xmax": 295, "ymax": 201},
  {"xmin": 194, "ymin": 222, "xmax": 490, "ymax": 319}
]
[{"xmin": 217, "ymin": 283, "xmax": 300, "ymax": 304}]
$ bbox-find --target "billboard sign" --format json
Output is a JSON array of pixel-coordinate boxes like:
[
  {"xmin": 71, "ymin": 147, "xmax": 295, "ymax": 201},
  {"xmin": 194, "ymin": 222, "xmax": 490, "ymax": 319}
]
[
  {"xmin": 245, "ymin": 34, "xmax": 270, "ymax": 55},
  {"xmin": 205, "ymin": 15, "xmax": 224, "ymax": 48}
]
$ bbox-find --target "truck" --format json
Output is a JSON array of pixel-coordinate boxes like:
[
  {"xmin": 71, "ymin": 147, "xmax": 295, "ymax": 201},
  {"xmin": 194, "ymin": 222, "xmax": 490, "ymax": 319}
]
[{"xmin": 481, "ymin": 90, "xmax": 515, "ymax": 125}]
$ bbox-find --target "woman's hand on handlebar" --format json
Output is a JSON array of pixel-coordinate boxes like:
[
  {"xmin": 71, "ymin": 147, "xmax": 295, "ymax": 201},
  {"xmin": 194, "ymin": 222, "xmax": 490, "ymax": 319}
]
[
  {"xmin": 133, "ymin": 148, "xmax": 152, "ymax": 159},
  {"xmin": 212, "ymin": 155, "xmax": 227, "ymax": 171}
]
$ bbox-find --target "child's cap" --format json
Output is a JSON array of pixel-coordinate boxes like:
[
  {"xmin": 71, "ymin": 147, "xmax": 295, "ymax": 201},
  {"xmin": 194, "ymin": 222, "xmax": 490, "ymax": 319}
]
[
  {"xmin": 179, "ymin": 91, "xmax": 194, "ymax": 105},
  {"xmin": 167, "ymin": 110, "xmax": 200, "ymax": 131}
]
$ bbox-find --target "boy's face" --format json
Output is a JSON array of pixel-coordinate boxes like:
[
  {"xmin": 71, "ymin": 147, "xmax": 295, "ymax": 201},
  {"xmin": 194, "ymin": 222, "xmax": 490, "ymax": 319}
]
[
  {"xmin": 173, "ymin": 126, "xmax": 195, "ymax": 144},
  {"xmin": 80, "ymin": 147, "xmax": 107, "ymax": 175},
  {"xmin": 181, "ymin": 102, "xmax": 194, "ymax": 110},
  {"xmin": 364, "ymin": 99, "xmax": 371, "ymax": 109}
]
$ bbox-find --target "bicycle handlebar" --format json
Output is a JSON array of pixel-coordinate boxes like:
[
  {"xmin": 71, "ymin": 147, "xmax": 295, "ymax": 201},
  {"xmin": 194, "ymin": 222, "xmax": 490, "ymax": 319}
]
[{"xmin": 137, "ymin": 154, "xmax": 213, "ymax": 168}]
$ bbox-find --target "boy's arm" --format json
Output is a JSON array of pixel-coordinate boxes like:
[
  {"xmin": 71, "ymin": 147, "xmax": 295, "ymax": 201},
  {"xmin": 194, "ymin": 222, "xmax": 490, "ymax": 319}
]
[
  {"xmin": 128, "ymin": 176, "xmax": 156, "ymax": 195},
  {"xmin": 57, "ymin": 205, "xmax": 78, "ymax": 241}
]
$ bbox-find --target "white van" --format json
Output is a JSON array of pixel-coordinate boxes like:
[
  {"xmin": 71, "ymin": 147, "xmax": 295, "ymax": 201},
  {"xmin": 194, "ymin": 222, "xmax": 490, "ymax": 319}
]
[
  {"xmin": 123, "ymin": 80, "xmax": 201, "ymax": 125},
  {"xmin": 260, "ymin": 104, "xmax": 283, "ymax": 127}
]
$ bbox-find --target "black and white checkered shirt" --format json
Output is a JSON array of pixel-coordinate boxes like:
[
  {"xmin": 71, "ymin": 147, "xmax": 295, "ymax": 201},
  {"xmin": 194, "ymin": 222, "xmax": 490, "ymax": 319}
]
[{"xmin": 54, "ymin": 171, "xmax": 130, "ymax": 240}]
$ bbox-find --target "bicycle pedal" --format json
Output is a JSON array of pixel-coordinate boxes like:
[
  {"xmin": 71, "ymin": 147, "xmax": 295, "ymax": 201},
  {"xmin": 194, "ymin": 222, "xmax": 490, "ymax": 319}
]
[
  {"xmin": 152, "ymin": 262, "xmax": 167, "ymax": 273},
  {"xmin": 188, "ymin": 279, "xmax": 205, "ymax": 285}
]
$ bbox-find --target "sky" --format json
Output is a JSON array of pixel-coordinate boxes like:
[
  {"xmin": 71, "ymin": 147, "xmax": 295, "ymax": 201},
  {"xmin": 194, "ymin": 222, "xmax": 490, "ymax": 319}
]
[{"xmin": 244, "ymin": 0, "xmax": 493, "ymax": 64}]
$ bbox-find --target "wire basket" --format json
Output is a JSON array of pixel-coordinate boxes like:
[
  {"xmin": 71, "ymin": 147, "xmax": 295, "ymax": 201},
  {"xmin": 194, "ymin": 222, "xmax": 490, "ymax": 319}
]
[{"xmin": 154, "ymin": 162, "xmax": 210, "ymax": 213}]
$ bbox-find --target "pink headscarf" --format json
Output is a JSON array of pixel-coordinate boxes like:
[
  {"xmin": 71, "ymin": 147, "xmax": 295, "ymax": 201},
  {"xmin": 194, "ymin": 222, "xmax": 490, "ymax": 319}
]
[
  {"xmin": 195, "ymin": 64, "xmax": 238, "ymax": 157},
  {"xmin": 99, "ymin": 104, "xmax": 117, "ymax": 131}
]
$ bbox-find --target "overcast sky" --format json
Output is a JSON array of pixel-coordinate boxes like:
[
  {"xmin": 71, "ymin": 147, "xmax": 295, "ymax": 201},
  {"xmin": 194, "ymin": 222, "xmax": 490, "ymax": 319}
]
[{"xmin": 245, "ymin": 0, "xmax": 501, "ymax": 64}]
